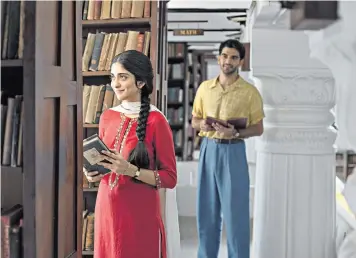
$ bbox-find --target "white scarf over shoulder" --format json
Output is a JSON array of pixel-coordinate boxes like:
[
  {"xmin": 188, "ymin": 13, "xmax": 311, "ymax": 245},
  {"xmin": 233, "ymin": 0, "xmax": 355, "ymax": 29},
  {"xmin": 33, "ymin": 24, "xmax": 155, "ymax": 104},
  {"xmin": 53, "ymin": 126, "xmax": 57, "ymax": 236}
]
[{"xmin": 110, "ymin": 101, "xmax": 167, "ymax": 121}]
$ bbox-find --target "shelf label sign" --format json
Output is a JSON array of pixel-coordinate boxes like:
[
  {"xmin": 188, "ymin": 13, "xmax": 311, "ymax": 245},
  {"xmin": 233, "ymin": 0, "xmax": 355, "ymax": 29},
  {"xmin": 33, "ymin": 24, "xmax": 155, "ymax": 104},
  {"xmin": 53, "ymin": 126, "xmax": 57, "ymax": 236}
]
[{"xmin": 173, "ymin": 29, "xmax": 204, "ymax": 36}]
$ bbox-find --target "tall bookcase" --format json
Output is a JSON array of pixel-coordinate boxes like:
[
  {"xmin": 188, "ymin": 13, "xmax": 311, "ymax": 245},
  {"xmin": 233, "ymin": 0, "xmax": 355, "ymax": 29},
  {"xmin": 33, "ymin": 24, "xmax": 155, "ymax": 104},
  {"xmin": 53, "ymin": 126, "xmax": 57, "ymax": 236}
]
[
  {"xmin": 80, "ymin": 1, "xmax": 167, "ymax": 256},
  {"xmin": 336, "ymin": 149, "xmax": 356, "ymax": 183},
  {"xmin": 189, "ymin": 50, "xmax": 208, "ymax": 158},
  {"xmin": 167, "ymin": 42, "xmax": 190, "ymax": 160},
  {"xmin": 1, "ymin": 1, "xmax": 83, "ymax": 258}
]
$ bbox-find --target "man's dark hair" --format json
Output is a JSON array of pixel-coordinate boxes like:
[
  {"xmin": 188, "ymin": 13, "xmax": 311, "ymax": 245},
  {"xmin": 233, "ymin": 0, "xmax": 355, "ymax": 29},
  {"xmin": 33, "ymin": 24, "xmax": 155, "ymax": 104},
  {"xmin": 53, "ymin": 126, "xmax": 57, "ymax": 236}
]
[{"xmin": 219, "ymin": 39, "xmax": 245, "ymax": 59}]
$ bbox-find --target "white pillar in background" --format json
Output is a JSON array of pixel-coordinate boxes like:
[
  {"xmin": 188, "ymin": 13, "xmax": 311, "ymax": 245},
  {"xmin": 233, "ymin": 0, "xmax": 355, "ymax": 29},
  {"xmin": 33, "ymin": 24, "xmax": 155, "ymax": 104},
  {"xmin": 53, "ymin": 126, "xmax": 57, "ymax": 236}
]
[
  {"xmin": 252, "ymin": 29, "xmax": 336, "ymax": 258},
  {"xmin": 307, "ymin": 1, "xmax": 356, "ymax": 151},
  {"xmin": 307, "ymin": 3, "xmax": 356, "ymax": 257}
]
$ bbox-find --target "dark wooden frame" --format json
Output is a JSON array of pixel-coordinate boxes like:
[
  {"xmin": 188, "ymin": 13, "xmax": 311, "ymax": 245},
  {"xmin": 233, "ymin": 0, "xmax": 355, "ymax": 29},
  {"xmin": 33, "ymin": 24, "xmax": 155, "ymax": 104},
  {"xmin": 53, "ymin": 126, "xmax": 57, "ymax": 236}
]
[{"xmin": 1, "ymin": 1, "xmax": 83, "ymax": 258}]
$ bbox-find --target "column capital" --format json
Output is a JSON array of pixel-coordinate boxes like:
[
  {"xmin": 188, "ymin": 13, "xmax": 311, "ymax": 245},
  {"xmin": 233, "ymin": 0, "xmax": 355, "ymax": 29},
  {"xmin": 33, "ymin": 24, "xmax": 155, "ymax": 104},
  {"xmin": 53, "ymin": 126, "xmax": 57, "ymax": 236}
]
[
  {"xmin": 253, "ymin": 67, "xmax": 336, "ymax": 155},
  {"xmin": 306, "ymin": 2, "xmax": 356, "ymax": 151}
]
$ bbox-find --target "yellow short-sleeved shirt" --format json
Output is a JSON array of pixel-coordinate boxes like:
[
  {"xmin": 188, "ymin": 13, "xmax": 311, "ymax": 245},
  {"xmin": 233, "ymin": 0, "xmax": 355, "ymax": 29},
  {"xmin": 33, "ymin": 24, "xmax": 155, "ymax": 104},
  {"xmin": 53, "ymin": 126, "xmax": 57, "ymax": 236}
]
[{"xmin": 192, "ymin": 76, "xmax": 265, "ymax": 139}]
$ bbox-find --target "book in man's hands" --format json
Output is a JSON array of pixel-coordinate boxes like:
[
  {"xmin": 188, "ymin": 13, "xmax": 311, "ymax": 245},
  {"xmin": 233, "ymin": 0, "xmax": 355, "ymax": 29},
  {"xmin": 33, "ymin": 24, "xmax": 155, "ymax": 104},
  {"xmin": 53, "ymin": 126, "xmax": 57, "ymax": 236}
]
[
  {"xmin": 83, "ymin": 134, "xmax": 111, "ymax": 175},
  {"xmin": 206, "ymin": 116, "xmax": 247, "ymax": 130}
]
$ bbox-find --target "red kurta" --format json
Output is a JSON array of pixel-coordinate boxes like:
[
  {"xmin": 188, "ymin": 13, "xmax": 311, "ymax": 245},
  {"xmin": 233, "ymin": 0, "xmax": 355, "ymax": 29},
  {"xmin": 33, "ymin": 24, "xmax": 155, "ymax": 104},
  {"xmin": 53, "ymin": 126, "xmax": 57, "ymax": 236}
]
[{"xmin": 94, "ymin": 109, "xmax": 177, "ymax": 258}]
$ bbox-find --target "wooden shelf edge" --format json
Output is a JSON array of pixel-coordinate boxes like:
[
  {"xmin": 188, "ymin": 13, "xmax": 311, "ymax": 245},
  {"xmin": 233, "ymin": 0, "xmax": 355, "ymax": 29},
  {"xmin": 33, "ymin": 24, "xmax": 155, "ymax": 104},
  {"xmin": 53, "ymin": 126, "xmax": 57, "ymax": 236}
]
[
  {"xmin": 1, "ymin": 59, "xmax": 23, "ymax": 67},
  {"xmin": 1, "ymin": 165, "xmax": 23, "ymax": 173},
  {"xmin": 83, "ymin": 124, "xmax": 99, "ymax": 128},
  {"xmin": 83, "ymin": 187, "xmax": 98, "ymax": 192},
  {"xmin": 82, "ymin": 71, "xmax": 110, "ymax": 77},
  {"xmin": 82, "ymin": 17, "xmax": 151, "ymax": 27},
  {"xmin": 82, "ymin": 250, "xmax": 94, "ymax": 255}
]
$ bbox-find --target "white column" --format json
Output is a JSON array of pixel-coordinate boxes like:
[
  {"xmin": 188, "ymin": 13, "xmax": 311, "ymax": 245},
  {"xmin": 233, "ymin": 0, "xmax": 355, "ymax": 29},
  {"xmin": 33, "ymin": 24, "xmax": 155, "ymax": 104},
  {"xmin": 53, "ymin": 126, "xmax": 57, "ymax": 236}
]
[
  {"xmin": 306, "ymin": 3, "xmax": 356, "ymax": 257},
  {"xmin": 252, "ymin": 29, "xmax": 336, "ymax": 258},
  {"xmin": 307, "ymin": 1, "xmax": 356, "ymax": 151}
]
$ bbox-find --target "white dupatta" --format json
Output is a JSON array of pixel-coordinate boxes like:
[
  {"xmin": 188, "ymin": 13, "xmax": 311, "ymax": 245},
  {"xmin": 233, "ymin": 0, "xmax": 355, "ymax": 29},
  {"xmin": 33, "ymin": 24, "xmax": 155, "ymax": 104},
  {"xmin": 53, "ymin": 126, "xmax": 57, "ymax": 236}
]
[{"xmin": 110, "ymin": 101, "xmax": 181, "ymax": 258}]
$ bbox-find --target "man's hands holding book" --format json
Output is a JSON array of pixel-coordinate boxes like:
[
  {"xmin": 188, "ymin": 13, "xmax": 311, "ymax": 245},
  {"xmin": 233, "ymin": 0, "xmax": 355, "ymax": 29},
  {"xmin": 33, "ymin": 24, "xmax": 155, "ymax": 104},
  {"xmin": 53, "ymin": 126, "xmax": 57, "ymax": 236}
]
[
  {"xmin": 199, "ymin": 120, "xmax": 214, "ymax": 132},
  {"xmin": 211, "ymin": 122, "xmax": 236, "ymax": 138}
]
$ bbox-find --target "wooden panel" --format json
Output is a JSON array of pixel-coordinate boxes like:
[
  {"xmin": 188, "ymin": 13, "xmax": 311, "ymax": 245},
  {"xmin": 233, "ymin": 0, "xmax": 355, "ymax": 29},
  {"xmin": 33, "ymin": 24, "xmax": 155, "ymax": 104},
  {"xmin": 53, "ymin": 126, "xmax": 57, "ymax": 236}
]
[
  {"xmin": 22, "ymin": 1, "xmax": 37, "ymax": 257},
  {"xmin": 242, "ymin": 43, "xmax": 250, "ymax": 72},
  {"xmin": 150, "ymin": 1, "xmax": 158, "ymax": 105},
  {"xmin": 31, "ymin": 1, "xmax": 82, "ymax": 258},
  {"xmin": 159, "ymin": 1, "xmax": 168, "ymax": 113},
  {"xmin": 36, "ymin": 98, "xmax": 59, "ymax": 258},
  {"xmin": 74, "ymin": 1, "xmax": 84, "ymax": 256}
]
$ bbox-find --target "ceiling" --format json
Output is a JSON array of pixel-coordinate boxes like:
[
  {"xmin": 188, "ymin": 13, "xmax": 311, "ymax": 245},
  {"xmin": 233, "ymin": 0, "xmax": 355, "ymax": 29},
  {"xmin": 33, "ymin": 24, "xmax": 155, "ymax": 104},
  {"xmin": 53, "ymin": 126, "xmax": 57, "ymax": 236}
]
[{"xmin": 167, "ymin": 0, "xmax": 252, "ymax": 50}]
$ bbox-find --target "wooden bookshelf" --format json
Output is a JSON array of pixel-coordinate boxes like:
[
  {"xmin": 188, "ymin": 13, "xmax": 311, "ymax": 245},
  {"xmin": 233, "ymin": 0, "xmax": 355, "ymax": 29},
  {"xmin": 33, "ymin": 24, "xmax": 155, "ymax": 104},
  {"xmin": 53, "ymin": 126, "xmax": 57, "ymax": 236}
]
[
  {"xmin": 1, "ymin": 1, "xmax": 83, "ymax": 257},
  {"xmin": 80, "ymin": 1, "xmax": 168, "ymax": 256},
  {"xmin": 82, "ymin": 17, "xmax": 151, "ymax": 27},
  {"xmin": 185, "ymin": 50, "xmax": 208, "ymax": 159},
  {"xmin": 336, "ymin": 150, "xmax": 356, "ymax": 183}
]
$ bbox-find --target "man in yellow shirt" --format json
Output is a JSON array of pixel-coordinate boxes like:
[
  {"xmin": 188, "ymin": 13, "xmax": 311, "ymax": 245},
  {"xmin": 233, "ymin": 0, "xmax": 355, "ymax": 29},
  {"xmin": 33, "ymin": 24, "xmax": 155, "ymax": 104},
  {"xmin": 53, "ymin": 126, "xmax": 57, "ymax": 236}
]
[{"xmin": 192, "ymin": 39, "xmax": 265, "ymax": 258}]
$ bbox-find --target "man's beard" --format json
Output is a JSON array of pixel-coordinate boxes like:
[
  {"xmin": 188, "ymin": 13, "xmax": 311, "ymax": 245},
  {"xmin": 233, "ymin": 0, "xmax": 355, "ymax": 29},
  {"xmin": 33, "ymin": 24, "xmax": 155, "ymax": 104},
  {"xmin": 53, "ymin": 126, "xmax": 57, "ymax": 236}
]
[{"xmin": 221, "ymin": 65, "xmax": 238, "ymax": 75}]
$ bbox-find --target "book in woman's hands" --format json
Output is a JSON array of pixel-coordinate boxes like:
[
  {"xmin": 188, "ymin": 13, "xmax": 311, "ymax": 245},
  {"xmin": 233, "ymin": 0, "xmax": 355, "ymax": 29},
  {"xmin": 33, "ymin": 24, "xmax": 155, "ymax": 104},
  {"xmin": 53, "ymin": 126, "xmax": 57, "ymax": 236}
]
[{"xmin": 83, "ymin": 134, "xmax": 111, "ymax": 175}]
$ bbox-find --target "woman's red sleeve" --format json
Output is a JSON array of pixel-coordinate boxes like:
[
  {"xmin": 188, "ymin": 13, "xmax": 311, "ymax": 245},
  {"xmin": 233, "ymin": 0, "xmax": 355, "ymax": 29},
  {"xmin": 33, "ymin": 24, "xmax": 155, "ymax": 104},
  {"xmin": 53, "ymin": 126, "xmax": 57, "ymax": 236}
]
[
  {"xmin": 98, "ymin": 111, "xmax": 107, "ymax": 139},
  {"xmin": 153, "ymin": 114, "xmax": 177, "ymax": 189}
]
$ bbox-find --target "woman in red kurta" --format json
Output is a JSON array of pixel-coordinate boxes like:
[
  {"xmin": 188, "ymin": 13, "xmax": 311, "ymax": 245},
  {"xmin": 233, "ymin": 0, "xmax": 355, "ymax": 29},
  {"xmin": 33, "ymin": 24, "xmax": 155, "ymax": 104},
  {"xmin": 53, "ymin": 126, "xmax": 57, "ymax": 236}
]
[{"xmin": 83, "ymin": 50, "xmax": 177, "ymax": 258}]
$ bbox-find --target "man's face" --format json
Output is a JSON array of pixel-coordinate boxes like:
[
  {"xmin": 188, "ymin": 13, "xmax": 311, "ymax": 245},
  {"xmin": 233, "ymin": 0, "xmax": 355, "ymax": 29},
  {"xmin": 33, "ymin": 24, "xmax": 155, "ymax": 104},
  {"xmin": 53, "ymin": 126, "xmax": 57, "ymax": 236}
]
[{"xmin": 218, "ymin": 47, "xmax": 243, "ymax": 75}]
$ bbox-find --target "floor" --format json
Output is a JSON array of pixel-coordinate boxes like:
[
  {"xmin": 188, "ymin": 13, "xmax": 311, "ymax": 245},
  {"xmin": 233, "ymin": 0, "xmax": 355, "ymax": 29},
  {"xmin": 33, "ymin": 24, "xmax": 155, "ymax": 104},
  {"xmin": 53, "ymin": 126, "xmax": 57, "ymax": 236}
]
[{"xmin": 179, "ymin": 216, "xmax": 228, "ymax": 257}]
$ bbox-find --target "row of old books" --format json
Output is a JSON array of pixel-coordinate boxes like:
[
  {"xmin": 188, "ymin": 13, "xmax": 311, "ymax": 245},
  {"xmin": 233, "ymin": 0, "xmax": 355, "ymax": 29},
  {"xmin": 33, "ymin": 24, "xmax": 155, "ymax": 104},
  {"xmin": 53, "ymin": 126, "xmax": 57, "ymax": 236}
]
[
  {"xmin": 82, "ymin": 210, "xmax": 94, "ymax": 251},
  {"xmin": 173, "ymin": 130, "xmax": 183, "ymax": 150},
  {"xmin": 1, "ymin": 204, "xmax": 23, "ymax": 258},
  {"xmin": 168, "ymin": 63, "xmax": 185, "ymax": 80},
  {"xmin": 83, "ymin": 84, "xmax": 121, "ymax": 124},
  {"xmin": 1, "ymin": 1, "xmax": 24, "ymax": 60},
  {"xmin": 1, "ymin": 93, "xmax": 23, "ymax": 167},
  {"xmin": 167, "ymin": 107, "xmax": 184, "ymax": 125},
  {"xmin": 82, "ymin": 0, "xmax": 151, "ymax": 20},
  {"xmin": 167, "ymin": 88, "xmax": 183, "ymax": 103},
  {"xmin": 82, "ymin": 31, "xmax": 151, "ymax": 72},
  {"xmin": 168, "ymin": 43, "xmax": 185, "ymax": 58}
]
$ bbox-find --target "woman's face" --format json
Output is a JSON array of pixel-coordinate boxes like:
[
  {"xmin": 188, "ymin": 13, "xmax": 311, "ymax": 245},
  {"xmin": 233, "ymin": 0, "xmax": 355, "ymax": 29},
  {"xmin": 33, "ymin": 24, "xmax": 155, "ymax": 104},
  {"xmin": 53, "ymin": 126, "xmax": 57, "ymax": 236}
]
[{"xmin": 110, "ymin": 63, "xmax": 142, "ymax": 102}]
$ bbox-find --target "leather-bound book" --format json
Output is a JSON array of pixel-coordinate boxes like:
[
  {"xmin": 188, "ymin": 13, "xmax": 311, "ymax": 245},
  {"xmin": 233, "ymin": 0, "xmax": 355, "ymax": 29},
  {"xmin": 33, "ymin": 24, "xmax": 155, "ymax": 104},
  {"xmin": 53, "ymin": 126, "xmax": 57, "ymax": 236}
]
[
  {"xmin": 89, "ymin": 32, "xmax": 105, "ymax": 72},
  {"xmin": 143, "ymin": 0, "xmax": 151, "ymax": 18},
  {"xmin": 94, "ymin": 0, "xmax": 102, "ymax": 20},
  {"xmin": 131, "ymin": 0, "xmax": 144, "ymax": 18},
  {"xmin": 84, "ymin": 213, "xmax": 94, "ymax": 251},
  {"xmin": 93, "ymin": 85, "xmax": 106, "ymax": 124},
  {"xmin": 121, "ymin": 0, "xmax": 132, "ymax": 18},
  {"xmin": 206, "ymin": 116, "xmax": 248, "ymax": 130},
  {"xmin": 6, "ymin": 1, "xmax": 21, "ymax": 59},
  {"xmin": 83, "ymin": 134, "xmax": 111, "ymax": 174},
  {"xmin": 111, "ymin": 0, "xmax": 122, "ymax": 19}
]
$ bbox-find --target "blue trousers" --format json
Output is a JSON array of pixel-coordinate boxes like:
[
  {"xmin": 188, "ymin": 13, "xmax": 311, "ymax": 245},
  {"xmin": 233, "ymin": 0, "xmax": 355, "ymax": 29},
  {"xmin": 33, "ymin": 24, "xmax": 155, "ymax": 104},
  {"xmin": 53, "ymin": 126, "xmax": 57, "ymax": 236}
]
[{"xmin": 197, "ymin": 137, "xmax": 250, "ymax": 258}]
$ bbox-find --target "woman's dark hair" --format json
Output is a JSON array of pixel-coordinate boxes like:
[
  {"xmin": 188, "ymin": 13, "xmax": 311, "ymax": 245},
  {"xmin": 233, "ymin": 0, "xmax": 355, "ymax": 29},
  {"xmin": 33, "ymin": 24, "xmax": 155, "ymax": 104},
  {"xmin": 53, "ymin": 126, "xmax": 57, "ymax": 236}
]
[{"xmin": 111, "ymin": 50, "xmax": 154, "ymax": 170}]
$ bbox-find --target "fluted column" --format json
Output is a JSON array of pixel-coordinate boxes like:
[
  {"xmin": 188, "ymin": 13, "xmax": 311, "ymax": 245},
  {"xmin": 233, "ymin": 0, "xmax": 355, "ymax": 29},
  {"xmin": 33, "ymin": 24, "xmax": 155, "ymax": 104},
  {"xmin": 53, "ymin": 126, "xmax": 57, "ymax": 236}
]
[{"xmin": 252, "ymin": 29, "xmax": 336, "ymax": 258}]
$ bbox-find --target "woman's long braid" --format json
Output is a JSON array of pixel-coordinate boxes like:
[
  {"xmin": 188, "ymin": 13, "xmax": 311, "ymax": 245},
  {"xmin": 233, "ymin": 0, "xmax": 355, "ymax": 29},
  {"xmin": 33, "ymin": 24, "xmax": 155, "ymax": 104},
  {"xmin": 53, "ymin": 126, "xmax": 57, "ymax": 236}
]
[
  {"xmin": 136, "ymin": 92, "xmax": 150, "ymax": 142},
  {"xmin": 128, "ymin": 90, "xmax": 151, "ymax": 172}
]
